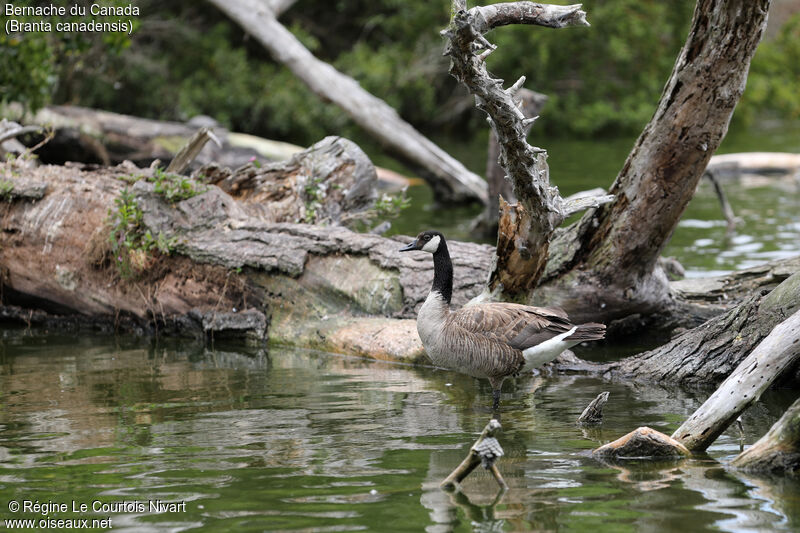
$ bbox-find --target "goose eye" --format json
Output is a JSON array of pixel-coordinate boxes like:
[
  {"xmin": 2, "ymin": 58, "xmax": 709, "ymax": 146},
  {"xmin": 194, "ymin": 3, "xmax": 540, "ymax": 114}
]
[{"xmin": 424, "ymin": 235, "xmax": 431, "ymax": 241}]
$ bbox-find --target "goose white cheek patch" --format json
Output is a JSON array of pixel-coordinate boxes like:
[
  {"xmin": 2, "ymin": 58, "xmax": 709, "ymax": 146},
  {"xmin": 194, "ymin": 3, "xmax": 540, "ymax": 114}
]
[{"xmin": 422, "ymin": 235, "xmax": 441, "ymax": 253}]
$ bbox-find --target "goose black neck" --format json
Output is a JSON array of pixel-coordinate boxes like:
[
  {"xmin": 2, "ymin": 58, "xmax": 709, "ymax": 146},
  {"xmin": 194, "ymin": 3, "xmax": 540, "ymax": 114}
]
[{"xmin": 431, "ymin": 240, "xmax": 453, "ymax": 305}]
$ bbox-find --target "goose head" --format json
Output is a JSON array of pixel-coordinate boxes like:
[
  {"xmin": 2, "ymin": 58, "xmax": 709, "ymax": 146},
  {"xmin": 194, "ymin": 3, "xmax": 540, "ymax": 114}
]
[{"xmin": 399, "ymin": 230, "xmax": 444, "ymax": 254}]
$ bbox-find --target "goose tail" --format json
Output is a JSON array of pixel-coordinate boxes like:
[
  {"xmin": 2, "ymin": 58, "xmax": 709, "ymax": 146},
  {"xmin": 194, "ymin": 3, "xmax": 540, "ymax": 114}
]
[{"xmin": 566, "ymin": 322, "xmax": 606, "ymax": 342}]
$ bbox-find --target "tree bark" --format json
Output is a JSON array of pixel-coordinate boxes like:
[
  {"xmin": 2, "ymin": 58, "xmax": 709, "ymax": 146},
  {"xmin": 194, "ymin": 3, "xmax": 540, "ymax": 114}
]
[
  {"xmin": 477, "ymin": 89, "xmax": 547, "ymax": 238},
  {"xmin": 732, "ymin": 398, "xmax": 800, "ymax": 475},
  {"xmin": 444, "ymin": 1, "xmax": 596, "ymax": 294},
  {"xmin": 671, "ymin": 308, "xmax": 800, "ymax": 452},
  {"xmin": 534, "ymin": 0, "xmax": 771, "ymax": 322},
  {"xmin": 607, "ymin": 272, "xmax": 800, "ymax": 385},
  {"xmin": 0, "ymin": 160, "xmax": 491, "ymax": 357},
  {"xmin": 207, "ymin": 0, "xmax": 488, "ymax": 205}
]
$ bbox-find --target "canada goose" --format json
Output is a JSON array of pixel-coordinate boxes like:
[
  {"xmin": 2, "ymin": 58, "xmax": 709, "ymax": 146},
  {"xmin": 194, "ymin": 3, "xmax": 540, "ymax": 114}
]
[{"xmin": 400, "ymin": 230, "xmax": 605, "ymax": 409}]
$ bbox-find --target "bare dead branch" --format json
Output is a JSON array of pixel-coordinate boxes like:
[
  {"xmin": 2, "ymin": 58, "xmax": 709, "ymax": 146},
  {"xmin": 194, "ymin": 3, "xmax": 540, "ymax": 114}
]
[
  {"xmin": 577, "ymin": 391, "xmax": 610, "ymax": 426},
  {"xmin": 672, "ymin": 307, "xmax": 800, "ymax": 452},
  {"xmin": 441, "ymin": 418, "xmax": 507, "ymax": 491},
  {"xmin": 470, "ymin": 2, "xmax": 589, "ymax": 33},
  {"xmin": 166, "ymin": 127, "xmax": 222, "ymax": 174}
]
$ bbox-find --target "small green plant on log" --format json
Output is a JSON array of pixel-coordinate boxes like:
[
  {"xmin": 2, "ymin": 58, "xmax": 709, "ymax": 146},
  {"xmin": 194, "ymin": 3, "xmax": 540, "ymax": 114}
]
[
  {"xmin": 107, "ymin": 188, "xmax": 177, "ymax": 278},
  {"xmin": 340, "ymin": 188, "xmax": 412, "ymax": 230},
  {"xmin": 302, "ymin": 175, "xmax": 325, "ymax": 223},
  {"xmin": 150, "ymin": 167, "xmax": 207, "ymax": 203},
  {"xmin": 116, "ymin": 168, "xmax": 207, "ymax": 203},
  {"xmin": 0, "ymin": 179, "xmax": 14, "ymax": 200}
]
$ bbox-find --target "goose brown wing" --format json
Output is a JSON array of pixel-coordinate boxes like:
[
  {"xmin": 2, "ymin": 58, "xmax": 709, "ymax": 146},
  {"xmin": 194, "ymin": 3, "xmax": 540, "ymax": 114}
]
[{"xmin": 448, "ymin": 302, "xmax": 574, "ymax": 351}]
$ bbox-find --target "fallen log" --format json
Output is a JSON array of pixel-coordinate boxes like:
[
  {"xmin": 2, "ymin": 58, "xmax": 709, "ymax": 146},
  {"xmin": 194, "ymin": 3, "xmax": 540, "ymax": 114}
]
[
  {"xmin": 207, "ymin": 0, "xmax": 488, "ymax": 205},
  {"xmin": 732, "ymin": 398, "xmax": 800, "ymax": 475},
  {"xmin": 607, "ymin": 272, "xmax": 800, "ymax": 385},
  {"xmin": 0, "ymin": 156, "xmax": 491, "ymax": 359},
  {"xmin": 5, "ymin": 104, "xmax": 417, "ymax": 191},
  {"xmin": 707, "ymin": 152, "xmax": 800, "ymax": 179},
  {"xmin": 593, "ymin": 307, "xmax": 800, "ymax": 460},
  {"xmin": 671, "ymin": 307, "xmax": 800, "ymax": 452}
]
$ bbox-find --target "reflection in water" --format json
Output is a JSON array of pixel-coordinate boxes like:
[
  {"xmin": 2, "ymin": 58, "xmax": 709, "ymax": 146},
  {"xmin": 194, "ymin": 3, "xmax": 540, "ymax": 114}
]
[{"xmin": 1, "ymin": 330, "xmax": 799, "ymax": 531}]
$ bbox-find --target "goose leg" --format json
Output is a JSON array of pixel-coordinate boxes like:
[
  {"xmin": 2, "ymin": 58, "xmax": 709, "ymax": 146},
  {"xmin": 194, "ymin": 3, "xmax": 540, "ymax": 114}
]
[
  {"xmin": 489, "ymin": 377, "xmax": 504, "ymax": 410},
  {"xmin": 492, "ymin": 389, "xmax": 501, "ymax": 410}
]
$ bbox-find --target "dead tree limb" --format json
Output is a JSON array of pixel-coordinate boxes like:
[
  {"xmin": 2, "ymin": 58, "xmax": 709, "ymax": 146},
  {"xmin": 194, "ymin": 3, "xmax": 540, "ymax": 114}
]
[
  {"xmin": 166, "ymin": 127, "xmax": 222, "ymax": 174},
  {"xmin": 705, "ymin": 170, "xmax": 738, "ymax": 233},
  {"xmin": 732, "ymin": 398, "xmax": 800, "ymax": 475},
  {"xmin": 478, "ymin": 89, "xmax": 547, "ymax": 237},
  {"xmin": 671, "ymin": 307, "xmax": 800, "ymax": 452},
  {"xmin": 607, "ymin": 272, "xmax": 800, "ymax": 385},
  {"xmin": 441, "ymin": 418, "xmax": 507, "ymax": 491},
  {"xmin": 577, "ymin": 391, "xmax": 609, "ymax": 426},
  {"xmin": 207, "ymin": 0, "xmax": 488, "ymax": 205},
  {"xmin": 443, "ymin": 1, "xmax": 604, "ymax": 294},
  {"xmin": 536, "ymin": 0, "xmax": 771, "ymax": 322}
]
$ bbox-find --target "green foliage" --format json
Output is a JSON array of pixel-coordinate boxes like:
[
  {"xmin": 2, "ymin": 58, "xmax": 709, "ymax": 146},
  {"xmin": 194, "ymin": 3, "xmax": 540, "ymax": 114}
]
[
  {"xmin": 0, "ymin": 0, "xmax": 134, "ymax": 111},
  {"xmin": 302, "ymin": 175, "xmax": 325, "ymax": 224},
  {"xmin": 740, "ymin": 13, "xmax": 800, "ymax": 121},
  {"xmin": 108, "ymin": 166, "xmax": 200, "ymax": 278},
  {"xmin": 0, "ymin": 179, "xmax": 14, "ymax": 199},
  {"xmin": 107, "ymin": 188, "xmax": 177, "ymax": 278},
  {"xmin": 483, "ymin": 0, "xmax": 696, "ymax": 135},
  {"xmin": 150, "ymin": 168, "xmax": 206, "ymax": 203},
  {"xmin": 6, "ymin": 0, "xmax": 799, "ymax": 142},
  {"xmin": 374, "ymin": 190, "xmax": 411, "ymax": 220}
]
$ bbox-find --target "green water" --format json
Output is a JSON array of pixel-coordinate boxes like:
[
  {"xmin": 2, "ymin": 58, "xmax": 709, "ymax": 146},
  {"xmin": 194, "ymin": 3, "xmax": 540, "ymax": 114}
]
[
  {"xmin": 390, "ymin": 121, "xmax": 800, "ymax": 277},
  {"xmin": 1, "ymin": 332, "xmax": 799, "ymax": 532},
  {"xmin": 2, "ymin": 122, "xmax": 799, "ymax": 531}
]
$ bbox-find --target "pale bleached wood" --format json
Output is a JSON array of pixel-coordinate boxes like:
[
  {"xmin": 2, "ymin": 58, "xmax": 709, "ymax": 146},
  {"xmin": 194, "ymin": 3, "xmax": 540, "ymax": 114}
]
[
  {"xmin": 207, "ymin": 0, "xmax": 488, "ymax": 205},
  {"xmin": 443, "ymin": 1, "xmax": 592, "ymax": 293},
  {"xmin": 672, "ymin": 308, "xmax": 800, "ymax": 452}
]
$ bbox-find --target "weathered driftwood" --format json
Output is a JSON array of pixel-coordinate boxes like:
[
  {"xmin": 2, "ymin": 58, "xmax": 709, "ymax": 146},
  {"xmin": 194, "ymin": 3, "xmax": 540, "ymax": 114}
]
[
  {"xmin": 444, "ymin": 1, "xmax": 604, "ymax": 294},
  {"xmin": 593, "ymin": 427, "xmax": 690, "ymax": 460},
  {"xmin": 670, "ymin": 256, "xmax": 800, "ymax": 306},
  {"xmin": 477, "ymin": 89, "xmax": 547, "ymax": 237},
  {"xmin": 608, "ymin": 272, "xmax": 800, "ymax": 385},
  {"xmin": 441, "ymin": 418, "xmax": 508, "ymax": 492},
  {"xmin": 196, "ymin": 136, "xmax": 379, "ymax": 226},
  {"xmin": 207, "ymin": 0, "xmax": 488, "ymax": 205},
  {"xmin": 8, "ymin": 104, "xmax": 244, "ymax": 170},
  {"xmin": 577, "ymin": 391, "xmax": 609, "ymax": 426},
  {"xmin": 8, "ymin": 104, "xmax": 415, "ymax": 190},
  {"xmin": 707, "ymin": 152, "xmax": 800, "ymax": 179},
  {"xmin": 166, "ymin": 127, "xmax": 222, "ymax": 174},
  {"xmin": 534, "ymin": 0, "xmax": 772, "ymax": 323},
  {"xmin": 671, "ymin": 308, "xmax": 800, "ymax": 452},
  {"xmin": 0, "ymin": 160, "xmax": 491, "ymax": 358},
  {"xmin": 732, "ymin": 398, "xmax": 800, "ymax": 475}
]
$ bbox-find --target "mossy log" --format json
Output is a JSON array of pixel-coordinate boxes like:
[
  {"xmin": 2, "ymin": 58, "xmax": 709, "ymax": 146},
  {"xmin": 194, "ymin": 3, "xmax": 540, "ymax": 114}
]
[{"xmin": 0, "ymin": 151, "xmax": 491, "ymax": 357}]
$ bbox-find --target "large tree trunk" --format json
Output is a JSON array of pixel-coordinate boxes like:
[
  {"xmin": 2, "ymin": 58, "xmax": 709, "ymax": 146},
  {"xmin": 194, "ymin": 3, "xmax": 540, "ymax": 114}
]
[
  {"xmin": 532, "ymin": 0, "xmax": 771, "ymax": 322},
  {"xmin": 206, "ymin": 0, "xmax": 488, "ymax": 205}
]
